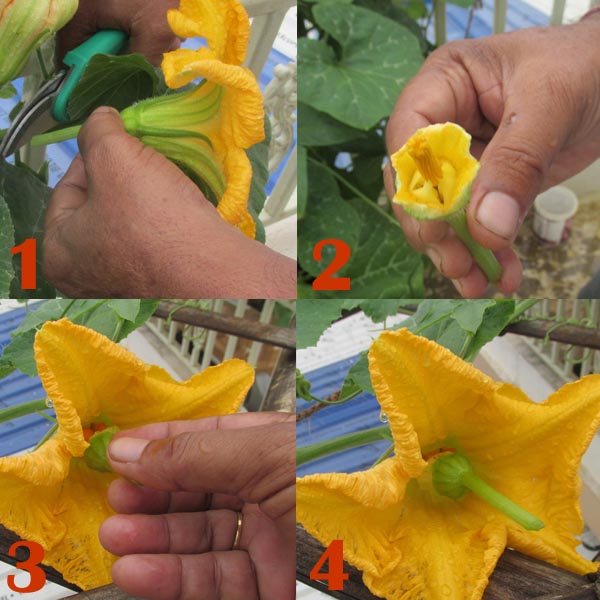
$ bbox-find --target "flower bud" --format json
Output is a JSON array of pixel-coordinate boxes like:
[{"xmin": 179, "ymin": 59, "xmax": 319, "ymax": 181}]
[
  {"xmin": 83, "ymin": 426, "xmax": 119, "ymax": 473},
  {"xmin": 0, "ymin": 0, "xmax": 79, "ymax": 87}
]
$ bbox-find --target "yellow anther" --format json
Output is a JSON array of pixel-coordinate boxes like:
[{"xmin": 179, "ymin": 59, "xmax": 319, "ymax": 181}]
[{"xmin": 406, "ymin": 132, "xmax": 443, "ymax": 186}]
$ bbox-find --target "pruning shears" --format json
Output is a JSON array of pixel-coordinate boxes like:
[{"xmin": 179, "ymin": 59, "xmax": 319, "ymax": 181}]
[{"xmin": 0, "ymin": 30, "xmax": 128, "ymax": 159}]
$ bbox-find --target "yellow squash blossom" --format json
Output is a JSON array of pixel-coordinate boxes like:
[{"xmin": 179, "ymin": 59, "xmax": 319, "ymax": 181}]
[
  {"xmin": 391, "ymin": 123, "xmax": 501, "ymax": 283},
  {"xmin": 121, "ymin": 0, "xmax": 265, "ymax": 238},
  {"xmin": 0, "ymin": 319, "xmax": 254, "ymax": 590},
  {"xmin": 0, "ymin": 0, "xmax": 79, "ymax": 87},
  {"xmin": 297, "ymin": 329, "xmax": 600, "ymax": 600},
  {"xmin": 392, "ymin": 122, "xmax": 478, "ymax": 220}
]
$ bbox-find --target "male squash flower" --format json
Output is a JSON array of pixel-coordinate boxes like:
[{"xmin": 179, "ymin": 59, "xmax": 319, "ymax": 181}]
[
  {"xmin": 0, "ymin": 319, "xmax": 254, "ymax": 590},
  {"xmin": 0, "ymin": 0, "xmax": 79, "ymax": 87},
  {"xmin": 121, "ymin": 0, "xmax": 265, "ymax": 239},
  {"xmin": 297, "ymin": 329, "xmax": 600, "ymax": 600},
  {"xmin": 391, "ymin": 123, "xmax": 501, "ymax": 283}
]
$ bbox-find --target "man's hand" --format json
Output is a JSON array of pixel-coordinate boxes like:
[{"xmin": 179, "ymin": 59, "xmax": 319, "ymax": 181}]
[
  {"xmin": 57, "ymin": 0, "xmax": 181, "ymax": 66},
  {"xmin": 43, "ymin": 107, "xmax": 296, "ymax": 298},
  {"xmin": 99, "ymin": 413, "xmax": 295, "ymax": 600},
  {"xmin": 385, "ymin": 16, "xmax": 600, "ymax": 298}
]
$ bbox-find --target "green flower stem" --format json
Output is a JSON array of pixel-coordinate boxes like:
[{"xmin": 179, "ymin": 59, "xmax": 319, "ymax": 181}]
[
  {"xmin": 31, "ymin": 125, "xmax": 82, "ymax": 147},
  {"xmin": 0, "ymin": 399, "xmax": 49, "ymax": 424},
  {"xmin": 445, "ymin": 210, "xmax": 502, "ymax": 283},
  {"xmin": 432, "ymin": 453, "xmax": 544, "ymax": 531},
  {"xmin": 461, "ymin": 470, "xmax": 544, "ymax": 531},
  {"xmin": 297, "ymin": 425, "xmax": 392, "ymax": 466}
]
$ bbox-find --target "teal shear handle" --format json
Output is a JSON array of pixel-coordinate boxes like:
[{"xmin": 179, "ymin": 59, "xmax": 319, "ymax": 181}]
[{"xmin": 53, "ymin": 30, "xmax": 129, "ymax": 123}]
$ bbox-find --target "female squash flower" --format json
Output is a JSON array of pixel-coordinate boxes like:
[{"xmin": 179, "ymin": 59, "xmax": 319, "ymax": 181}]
[
  {"xmin": 391, "ymin": 123, "xmax": 501, "ymax": 283},
  {"xmin": 121, "ymin": 0, "xmax": 265, "ymax": 239},
  {"xmin": 0, "ymin": 0, "xmax": 79, "ymax": 87},
  {"xmin": 297, "ymin": 329, "xmax": 600, "ymax": 600},
  {"xmin": 0, "ymin": 319, "xmax": 254, "ymax": 590}
]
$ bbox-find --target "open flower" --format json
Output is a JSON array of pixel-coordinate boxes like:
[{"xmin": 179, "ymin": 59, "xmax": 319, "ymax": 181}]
[
  {"xmin": 121, "ymin": 0, "xmax": 265, "ymax": 238},
  {"xmin": 297, "ymin": 329, "xmax": 600, "ymax": 600},
  {"xmin": 0, "ymin": 319, "xmax": 254, "ymax": 590},
  {"xmin": 0, "ymin": 0, "xmax": 79, "ymax": 87},
  {"xmin": 391, "ymin": 122, "xmax": 479, "ymax": 220}
]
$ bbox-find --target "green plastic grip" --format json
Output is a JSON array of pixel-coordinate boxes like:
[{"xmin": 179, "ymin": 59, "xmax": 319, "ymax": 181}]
[{"xmin": 53, "ymin": 30, "xmax": 129, "ymax": 123}]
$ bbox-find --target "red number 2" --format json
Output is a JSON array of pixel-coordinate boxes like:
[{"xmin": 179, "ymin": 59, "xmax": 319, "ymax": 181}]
[
  {"xmin": 312, "ymin": 239, "xmax": 351, "ymax": 291},
  {"xmin": 11, "ymin": 239, "xmax": 37, "ymax": 290},
  {"xmin": 7, "ymin": 540, "xmax": 46, "ymax": 593},
  {"xmin": 309, "ymin": 539, "xmax": 349, "ymax": 591}
]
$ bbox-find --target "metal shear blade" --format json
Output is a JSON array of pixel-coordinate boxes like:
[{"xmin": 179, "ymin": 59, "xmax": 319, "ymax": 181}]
[{"xmin": 0, "ymin": 71, "xmax": 68, "ymax": 159}]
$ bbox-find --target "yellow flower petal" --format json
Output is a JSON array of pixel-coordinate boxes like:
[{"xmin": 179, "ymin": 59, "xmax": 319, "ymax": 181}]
[
  {"xmin": 35, "ymin": 319, "xmax": 254, "ymax": 429},
  {"xmin": 0, "ymin": 318, "xmax": 255, "ymax": 590},
  {"xmin": 166, "ymin": 0, "xmax": 250, "ymax": 66},
  {"xmin": 391, "ymin": 123, "xmax": 479, "ymax": 220},
  {"xmin": 299, "ymin": 328, "xmax": 600, "ymax": 600}
]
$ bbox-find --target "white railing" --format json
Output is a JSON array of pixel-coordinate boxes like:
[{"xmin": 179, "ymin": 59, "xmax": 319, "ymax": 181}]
[{"xmin": 145, "ymin": 300, "xmax": 296, "ymax": 377}]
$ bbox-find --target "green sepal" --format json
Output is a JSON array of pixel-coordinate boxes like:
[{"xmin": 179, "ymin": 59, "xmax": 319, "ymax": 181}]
[
  {"xmin": 83, "ymin": 426, "xmax": 120, "ymax": 473},
  {"xmin": 431, "ymin": 452, "xmax": 471, "ymax": 499}
]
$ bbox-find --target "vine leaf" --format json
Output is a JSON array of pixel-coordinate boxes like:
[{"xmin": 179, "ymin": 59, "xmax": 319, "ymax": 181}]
[
  {"xmin": 68, "ymin": 53, "xmax": 159, "ymax": 121},
  {"xmin": 298, "ymin": 4, "xmax": 423, "ymax": 130},
  {"xmin": 298, "ymin": 102, "xmax": 367, "ymax": 147},
  {"xmin": 0, "ymin": 160, "xmax": 55, "ymax": 298},
  {"xmin": 246, "ymin": 118, "xmax": 272, "ymax": 244},
  {"xmin": 0, "ymin": 193, "xmax": 15, "ymax": 295}
]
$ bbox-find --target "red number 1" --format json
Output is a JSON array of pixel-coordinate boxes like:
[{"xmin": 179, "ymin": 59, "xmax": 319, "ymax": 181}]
[
  {"xmin": 309, "ymin": 539, "xmax": 349, "ymax": 590},
  {"xmin": 7, "ymin": 540, "xmax": 46, "ymax": 593},
  {"xmin": 312, "ymin": 239, "xmax": 351, "ymax": 291},
  {"xmin": 11, "ymin": 239, "xmax": 37, "ymax": 290}
]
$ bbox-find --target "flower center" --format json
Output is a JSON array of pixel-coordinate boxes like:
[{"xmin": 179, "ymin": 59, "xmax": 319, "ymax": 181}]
[
  {"xmin": 83, "ymin": 421, "xmax": 107, "ymax": 442},
  {"xmin": 406, "ymin": 132, "xmax": 444, "ymax": 187}
]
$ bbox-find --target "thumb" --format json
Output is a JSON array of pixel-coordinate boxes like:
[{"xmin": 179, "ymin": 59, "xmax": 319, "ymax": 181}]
[
  {"xmin": 467, "ymin": 98, "xmax": 569, "ymax": 251},
  {"xmin": 107, "ymin": 421, "xmax": 295, "ymax": 520}
]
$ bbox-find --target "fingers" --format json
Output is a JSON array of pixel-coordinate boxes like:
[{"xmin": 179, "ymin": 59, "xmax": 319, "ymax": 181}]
[
  {"xmin": 100, "ymin": 511, "xmax": 244, "ymax": 556},
  {"xmin": 468, "ymin": 93, "xmax": 572, "ymax": 251},
  {"xmin": 112, "ymin": 552, "xmax": 259, "ymax": 600},
  {"xmin": 44, "ymin": 154, "xmax": 87, "ymax": 231},
  {"xmin": 76, "ymin": 106, "xmax": 129, "ymax": 162},
  {"xmin": 107, "ymin": 478, "xmax": 242, "ymax": 515},
  {"xmin": 107, "ymin": 420, "xmax": 295, "ymax": 520}
]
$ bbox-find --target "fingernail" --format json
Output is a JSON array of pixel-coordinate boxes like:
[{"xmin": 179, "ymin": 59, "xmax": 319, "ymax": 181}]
[
  {"xmin": 452, "ymin": 278, "xmax": 464, "ymax": 296},
  {"xmin": 475, "ymin": 192, "xmax": 521, "ymax": 240},
  {"xmin": 108, "ymin": 437, "xmax": 149, "ymax": 463},
  {"xmin": 92, "ymin": 106, "xmax": 118, "ymax": 116},
  {"xmin": 426, "ymin": 247, "xmax": 443, "ymax": 274}
]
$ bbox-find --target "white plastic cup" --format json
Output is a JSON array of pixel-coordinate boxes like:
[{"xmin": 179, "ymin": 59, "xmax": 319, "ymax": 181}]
[{"xmin": 533, "ymin": 186, "xmax": 579, "ymax": 243}]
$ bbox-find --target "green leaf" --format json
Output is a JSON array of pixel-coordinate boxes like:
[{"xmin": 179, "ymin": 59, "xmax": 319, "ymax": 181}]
[
  {"xmin": 0, "ymin": 194, "xmax": 15, "ymax": 295},
  {"xmin": 246, "ymin": 118, "xmax": 272, "ymax": 244},
  {"xmin": 298, "ymin": 4, "xmax": 423, "ymax": 130},
  {"xmin": 298, "ymin": 102, "xmax": 367, "ymax": 147},
  {"xmin": 298, "ymin": 145, "xmax": 307, "ymax": 219},
  {"xmin": 0, "ymin": 160, "xmax": 56, "ymax": 298},
  {"xmin": 308, "ymin": 159, "xmax": 340, "ymax": 202},
  {"xmin": 107, "ymin": 299, "xmax": 141, "ymax": 322},
  {"xmin": 452, "ymin": 300, "xmax": 495, "ymax": 334},
  {"xmin": 0, "ymin": 83, "xmax": 17, "ymax": 99},
  {"xmin": 341, "ymin": 351, "xmax": 374, "ymax": 396},
  {"xmin": 296, "ymin": 368, "xmax": 315, "ymax": 402},
  {"xmin": 359, "ymin": 300, "xmax": 415, "ymax": 322},
  {"xmin": 463, "ymin": 300, "xmax": 516, "ymax": 362},
  {"xmin": 4, "ymin": 299, "xmax": 161, "ymax": 377},
  {"xmin": 296, "ymin": 299, "xmax": 347, "ymax": 349},
  {"xmin": 298, "ymin": 195, "xmax": 362, "ymax": 278},
  {"xmin": 67, "ymin": 54, "xmax": 159, "ymax": 121},
  {"xmin": 447, "ymin": 0, "xmax": 477, "ymax": 8},
  {"xmin": 311, "ymin": 197, "xmax": 424, "ymax": 298}
]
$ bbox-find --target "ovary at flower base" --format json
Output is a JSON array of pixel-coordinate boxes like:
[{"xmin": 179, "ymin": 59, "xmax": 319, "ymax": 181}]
[
  {"xmin": 0, "ymin": 319, "xmax": 254, "ymax": 590},
  {"xmin": 297, "ymin": 328, "xmax": 600, "ymax": 600}
]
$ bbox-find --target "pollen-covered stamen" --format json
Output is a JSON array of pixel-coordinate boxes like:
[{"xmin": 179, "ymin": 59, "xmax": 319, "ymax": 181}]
[
  {"xmin": 406, "ymin": 132, "xmax": 444, "ymax": 187},
  {"xmin": 432, "ymin": 452, "xmax": 545, "ymax": 531},
  {"xmin": 83, "ymin": 421, "xmax": 108, "ymax": 442}
]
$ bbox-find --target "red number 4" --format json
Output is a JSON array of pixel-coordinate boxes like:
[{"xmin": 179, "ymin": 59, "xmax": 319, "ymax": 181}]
[
  {"xmin": 309, "ymin": 539, "xmax": 349, "ymax": 591},
  {"xmin": 7, "ymin": 540, "xmax": 46, "ymax": 593}
]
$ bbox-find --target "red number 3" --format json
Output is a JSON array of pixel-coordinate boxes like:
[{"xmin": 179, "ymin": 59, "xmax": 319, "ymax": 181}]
[
  {"xmin": 7, "ymin": 540, "xmax": 46, "ymax": 593},
  {"xmin": 312, "ymin": 239, "xmax": 351, "ymax": 291}
]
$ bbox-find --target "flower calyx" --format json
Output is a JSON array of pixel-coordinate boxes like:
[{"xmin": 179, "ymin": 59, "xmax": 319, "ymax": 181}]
[
  {"xmin": 432, "ymin": 452, "xmax": 545, "ymax": 531},
  {"xmin": 83, "ymin": 425, "xmax": 120, "ymax": 473}
]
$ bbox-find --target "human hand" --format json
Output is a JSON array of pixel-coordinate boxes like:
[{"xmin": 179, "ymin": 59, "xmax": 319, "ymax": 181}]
[
  {"xmin": 384, "ymin": 16, "xmax": 600, "ymax": 297},
  {"xmin": 99, "ymin": 412, "xmax": 295, "ymax": 600},
  {"xmin": 43, "ymin": 107, "xmax": 296, "ymax": 298},
  {"xmin": 57, "ymin": 0, "xmax": 181, "ymax": 66}
]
